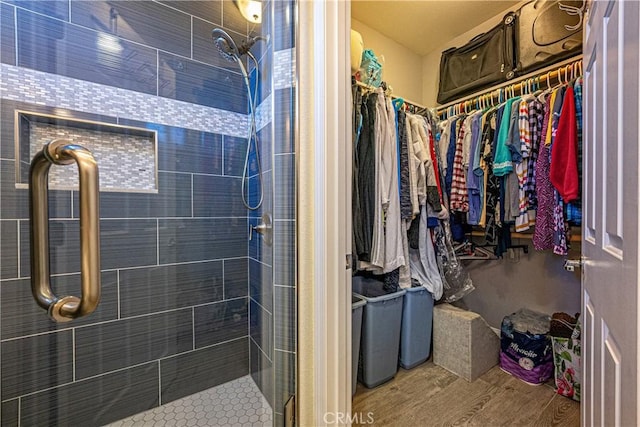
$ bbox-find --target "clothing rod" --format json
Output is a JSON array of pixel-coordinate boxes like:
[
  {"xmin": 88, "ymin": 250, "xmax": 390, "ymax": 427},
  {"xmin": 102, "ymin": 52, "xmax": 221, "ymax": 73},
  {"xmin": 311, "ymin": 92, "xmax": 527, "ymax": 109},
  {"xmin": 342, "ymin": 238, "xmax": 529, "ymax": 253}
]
[
  {"xmin": 436, "ymin": 54, "xmax": 583, "ymax": 112},
  {"xmin": 354, "ymin": 80, "xmax": 428, "ymax": 110}
]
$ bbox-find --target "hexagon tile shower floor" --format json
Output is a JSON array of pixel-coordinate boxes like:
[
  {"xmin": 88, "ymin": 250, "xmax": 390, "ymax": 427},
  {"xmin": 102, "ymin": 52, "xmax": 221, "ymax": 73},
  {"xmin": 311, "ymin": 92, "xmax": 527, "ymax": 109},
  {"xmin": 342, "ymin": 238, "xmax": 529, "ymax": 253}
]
[{"xmin": 108, "ymin": 375, "xmax": 272, "ymax": 426}]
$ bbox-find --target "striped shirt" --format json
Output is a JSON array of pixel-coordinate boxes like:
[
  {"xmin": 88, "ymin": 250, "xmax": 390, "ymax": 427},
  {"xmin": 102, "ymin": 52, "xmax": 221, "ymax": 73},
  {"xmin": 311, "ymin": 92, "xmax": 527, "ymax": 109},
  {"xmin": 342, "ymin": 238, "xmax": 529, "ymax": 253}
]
[
  {"xmin": 450, "ymin": 123, "xmax": 469, "ymax": 212},
  {"xmin": 525, "ymin": 99, "xmax": 544, "ymax": 209}
]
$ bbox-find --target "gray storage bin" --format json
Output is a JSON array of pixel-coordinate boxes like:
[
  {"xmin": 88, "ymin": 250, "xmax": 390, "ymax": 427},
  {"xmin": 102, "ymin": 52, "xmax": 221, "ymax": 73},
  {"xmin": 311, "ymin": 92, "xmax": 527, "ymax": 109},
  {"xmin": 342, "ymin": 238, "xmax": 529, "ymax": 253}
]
[
  {"xmin": 352, "ymin": 276, "xmax": 406, "ymax": 388},
  {"xmin": 399, "ymin": 286, "xmax": 434, "ymax": 369},
  {"xmin": 352, "ymin": 295, "xmax": 366, "ymax": 396}
]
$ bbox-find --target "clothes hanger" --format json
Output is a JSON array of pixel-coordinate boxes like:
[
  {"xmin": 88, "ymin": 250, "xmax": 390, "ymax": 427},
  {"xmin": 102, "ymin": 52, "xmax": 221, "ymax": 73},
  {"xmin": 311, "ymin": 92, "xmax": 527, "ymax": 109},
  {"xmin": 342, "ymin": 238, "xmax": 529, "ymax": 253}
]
[
  {"xmin": 569, "ymin": 64, "xmax": 574, "ymax": 82},
  {"xmin": 554, "ymin": 67, "xmax": 565, "ymax": 88},
  {"xmin": 454, "ymin": 240, "xmax": 498, "ymax": 261}
]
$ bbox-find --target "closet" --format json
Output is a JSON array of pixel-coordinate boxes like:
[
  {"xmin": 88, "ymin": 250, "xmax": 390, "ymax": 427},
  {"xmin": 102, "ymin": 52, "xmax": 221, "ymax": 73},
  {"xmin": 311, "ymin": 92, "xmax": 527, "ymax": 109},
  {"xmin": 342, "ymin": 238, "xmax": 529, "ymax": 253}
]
[{"xmin": 349, "ymin": 1, "xmax": 583, "ymax": 425}]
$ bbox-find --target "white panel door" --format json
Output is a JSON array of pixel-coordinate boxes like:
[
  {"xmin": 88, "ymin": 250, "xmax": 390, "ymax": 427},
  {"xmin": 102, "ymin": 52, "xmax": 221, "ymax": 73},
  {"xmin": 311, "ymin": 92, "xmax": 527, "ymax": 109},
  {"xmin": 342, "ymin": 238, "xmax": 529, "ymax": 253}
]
[{"xmin": 582, "ymin": 1, "xmax": 639, "ymax": 426}]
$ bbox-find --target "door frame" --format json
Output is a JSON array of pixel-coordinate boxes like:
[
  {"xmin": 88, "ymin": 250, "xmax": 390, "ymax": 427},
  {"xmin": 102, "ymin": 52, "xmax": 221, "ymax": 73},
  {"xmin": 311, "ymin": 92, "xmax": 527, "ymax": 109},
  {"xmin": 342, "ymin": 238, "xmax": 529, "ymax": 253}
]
[{"xmin": 297, "ymin": 0, "xmax": 353, "ymax": 425}]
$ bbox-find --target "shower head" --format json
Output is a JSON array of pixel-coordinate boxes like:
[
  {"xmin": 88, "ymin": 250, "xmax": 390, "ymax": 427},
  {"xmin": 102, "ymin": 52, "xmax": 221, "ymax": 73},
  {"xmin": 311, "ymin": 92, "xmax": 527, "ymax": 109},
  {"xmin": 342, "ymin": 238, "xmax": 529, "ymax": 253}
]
[
  {"xmin": 212, "ymin": 28, "xmax": 269, "ymax": 61},
  {"xmin": 212, "ymin": 28, "xmax": 240, "ymax": 62},
  {"xmin": 210, "ymin": 27, "xmax": 269, "ymax": 211}
]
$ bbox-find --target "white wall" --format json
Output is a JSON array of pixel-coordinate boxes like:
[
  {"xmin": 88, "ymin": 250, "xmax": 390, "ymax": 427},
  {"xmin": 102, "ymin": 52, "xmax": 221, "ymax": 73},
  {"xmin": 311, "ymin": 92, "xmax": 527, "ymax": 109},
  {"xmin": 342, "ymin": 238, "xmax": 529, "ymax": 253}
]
[
  {"xmin": 351, "ymin": 18, "xmax": 424, "ymax": 105},
  {"xmin": 461, "ymin": 242, "xmax": 582, "ymax": 328},
  {"xmin": 421, "ymin": 1, "xmax": 525, "ymax": 106}
]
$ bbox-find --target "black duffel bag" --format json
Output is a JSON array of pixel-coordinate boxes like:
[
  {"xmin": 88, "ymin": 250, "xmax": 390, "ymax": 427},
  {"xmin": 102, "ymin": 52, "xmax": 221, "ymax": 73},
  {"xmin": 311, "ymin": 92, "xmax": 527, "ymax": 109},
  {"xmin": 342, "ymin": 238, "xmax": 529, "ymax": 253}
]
[{"xmin": 437, "ymin": 12, "xmax": 517, "ymax": 105}]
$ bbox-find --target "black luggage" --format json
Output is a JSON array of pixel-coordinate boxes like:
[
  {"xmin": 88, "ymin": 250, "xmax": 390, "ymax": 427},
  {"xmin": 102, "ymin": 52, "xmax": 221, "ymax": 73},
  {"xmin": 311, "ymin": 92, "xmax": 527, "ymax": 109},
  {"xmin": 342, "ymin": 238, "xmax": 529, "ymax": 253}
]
[
  {"xmin": 437, "ymin": 12, "xmax": 517, "ymax": 105},
  {"xmin": 516, "ymin": 0, "xmax": 584, "ymax": 74}
]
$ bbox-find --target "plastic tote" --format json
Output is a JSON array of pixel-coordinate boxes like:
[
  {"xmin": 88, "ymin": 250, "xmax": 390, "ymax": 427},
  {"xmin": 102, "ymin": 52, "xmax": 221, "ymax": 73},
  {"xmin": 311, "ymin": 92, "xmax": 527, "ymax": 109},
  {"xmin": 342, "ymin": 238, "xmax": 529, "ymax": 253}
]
[
  {"xmin": 399, "ymin": 287, "xmax": 434, "ymax": 369},
  {"xmin": 352, "ymin": 295, "xmax": 366, "ymax": 396},
  {"xmin": 352, "ymin": 276, "xmax": 406, "ymax": 388}
]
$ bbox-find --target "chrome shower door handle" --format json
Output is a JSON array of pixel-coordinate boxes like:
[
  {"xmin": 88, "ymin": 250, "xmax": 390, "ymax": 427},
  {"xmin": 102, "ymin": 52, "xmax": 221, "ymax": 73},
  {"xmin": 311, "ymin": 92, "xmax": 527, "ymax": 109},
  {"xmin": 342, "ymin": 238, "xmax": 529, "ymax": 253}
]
[{"xmin": 29, "ymin": 139, "xmax": 101, "ymax": 322}]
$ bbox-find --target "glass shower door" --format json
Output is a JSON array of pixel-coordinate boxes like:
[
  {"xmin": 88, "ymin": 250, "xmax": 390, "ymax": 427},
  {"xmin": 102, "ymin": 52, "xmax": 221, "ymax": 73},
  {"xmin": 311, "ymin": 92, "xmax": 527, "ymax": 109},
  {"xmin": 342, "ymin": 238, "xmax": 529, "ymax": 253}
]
[{"xmin": 0, "ymin": 0, "xmax": 296, "ymax": 425}]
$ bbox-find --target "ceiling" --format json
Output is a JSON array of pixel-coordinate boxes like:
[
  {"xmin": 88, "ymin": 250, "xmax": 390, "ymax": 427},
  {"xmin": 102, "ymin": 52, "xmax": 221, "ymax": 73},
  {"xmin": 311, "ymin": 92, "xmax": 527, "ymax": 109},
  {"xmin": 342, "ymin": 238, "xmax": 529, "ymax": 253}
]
[{"xmin": 351, "ymin": 1, "xmax": 521, "ymax": 56}]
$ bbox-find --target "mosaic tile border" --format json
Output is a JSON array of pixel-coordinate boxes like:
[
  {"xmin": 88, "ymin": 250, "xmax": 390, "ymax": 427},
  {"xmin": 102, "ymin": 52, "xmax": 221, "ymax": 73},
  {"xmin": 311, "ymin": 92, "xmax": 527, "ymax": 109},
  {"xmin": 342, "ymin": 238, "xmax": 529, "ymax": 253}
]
[
  {"xmin": 274, "ymin": 49, "xmax": 295, "ymax": 90},
  {"xmin": 0, "ymin": 64, "xmax": 249, "ymax": 139},
  {"xmin": 256, "ymin": 93, "xmax": 273, "ymax": 132}
]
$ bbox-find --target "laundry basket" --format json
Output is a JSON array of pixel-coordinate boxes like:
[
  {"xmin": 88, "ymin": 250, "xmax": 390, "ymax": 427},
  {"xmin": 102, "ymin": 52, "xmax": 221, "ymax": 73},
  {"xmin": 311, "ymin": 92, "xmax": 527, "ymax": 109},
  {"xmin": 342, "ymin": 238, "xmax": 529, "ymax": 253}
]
[
  {"xmin": 353, "ymin": 276, "xmax": 406, "ymax": 388},
  {"xmin": 352, "ymin": 294, "xmax": 366, "ymax": 396},
  {"xmin": 399, "ymin": 286, "xmax": 434, "ymax": 369}
]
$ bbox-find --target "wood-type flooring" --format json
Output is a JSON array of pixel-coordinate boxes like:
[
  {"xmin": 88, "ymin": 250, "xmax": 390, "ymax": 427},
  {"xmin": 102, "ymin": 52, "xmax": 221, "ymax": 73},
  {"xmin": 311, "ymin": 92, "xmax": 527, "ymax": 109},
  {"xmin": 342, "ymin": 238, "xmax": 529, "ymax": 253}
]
[{"xmin": 352, "ymin": 362, "xmax": 580, "ymax": 426}]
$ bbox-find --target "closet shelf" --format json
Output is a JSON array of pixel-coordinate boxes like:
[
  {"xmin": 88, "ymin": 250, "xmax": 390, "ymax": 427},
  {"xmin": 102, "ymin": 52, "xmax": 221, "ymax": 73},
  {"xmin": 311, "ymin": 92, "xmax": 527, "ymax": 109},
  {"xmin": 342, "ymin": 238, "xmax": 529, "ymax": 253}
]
[
  {"xmin": 470, "ymin": 230, "xmax": 582, "ymax": 243},
  {"xmin": 436, "ymin": 55, "xmax": 583, "ymax": 117}
]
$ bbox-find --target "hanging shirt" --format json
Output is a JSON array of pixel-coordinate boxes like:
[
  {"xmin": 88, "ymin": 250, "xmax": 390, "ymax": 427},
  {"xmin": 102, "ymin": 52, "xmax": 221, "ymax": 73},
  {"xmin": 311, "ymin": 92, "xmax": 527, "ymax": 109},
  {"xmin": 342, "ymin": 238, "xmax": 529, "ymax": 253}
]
[
  {"xmin": 566, "ymin": 77, "xmax": 583, "ymax": 224},
  {"xmin": 450, "ymin": 117, "xmax": 470, "ymax": 212},
  {"xmin": 493, "ymin": 98, "xmax": 517, "ymax": 176},
  {"xmin": 549, "ymin": 87, "xmax": 568, "ymax": 256},
  {"xmin": 367, "ymin": 90, "xmax": 387, "ymax": 269},
  {"xmin": 425, "ymin": 120, "xmax": 444, "ymax": 208},
  {"xmin": 503, "ymin": 101, "xmax": 522, "ymax": 222},
  {"xmin": 544, "ymin": 90, "xmax": 558, "ymax": 146},
  {"xmin": 438, "ymin": 120, "xmax": 451, "ymax": 173},
  {"xmin": 408, "ymin": 114, "xmax": 428, "ymax": 206},
  {"xmin": 533, "ymin": 96, "xmax": 555, "ymax": 251},
  {"xmin": 476, "ymin": 110, "xmax": 494, "ymax": 228},
  {"xmin": 409, "ymin": 204, "xmax": 443, "ymax": 299},
  {"xmin": 550, "ymin": 85, "xmax": 579, "ymax": 203},
  {"xmin": 484, "ymin": 106, "xmax": 504, "ymax": 245},
  {"xmin": 505, "ymin": 97, "xmax": 523, "ymax": 163},
  {"xmin": 410, "ymin": 115, "xmax": 440, "ymax": 210},
  {"xmin": 525, "ymin": 99, "xmax": 544, "ymax": 210},
  {"xmin": 353, "ymin": 93, "xmax": 377, "ymax": 262},
  {"xmin": 515, "ymin": 98, "xmax": 532, "ymax": 232},
  {"xmin": 397, "ymin": 111, "xmax": 413, "ymax": 220},
  {"xmin": 467, "ymin": 112, "xmax": 483, "ymax": 224},
  {"xmin": 381, "ymin": 96, "xmax": 406, "ymax": 272},
  {"xmin": 445, "ymin": 119, "xmax": 459, "ymax": 199},
  {"xmin": 406, "ymin": 113, "xmax": 420, "ymax": 217},
  {"xmin": 573, "ymin": 78, "xmax": 583, "ymax": 189},
  {"xmin": 549, "ymin": 86, "xmax": 568, "ymax": 256}
]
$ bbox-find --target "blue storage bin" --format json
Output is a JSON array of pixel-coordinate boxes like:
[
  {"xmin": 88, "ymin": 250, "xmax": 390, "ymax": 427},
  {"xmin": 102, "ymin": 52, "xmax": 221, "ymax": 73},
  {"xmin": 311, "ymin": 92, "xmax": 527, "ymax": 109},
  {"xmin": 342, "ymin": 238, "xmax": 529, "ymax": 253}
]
[
  {"xmin": 399, "ymin": 286, "xmax": 434, "ymax": 369},
  {"xmin": 352, "ymin": 295, "xmax": 366, "ymax": 396},
  {"xmin": 353, "ymin": 276, "xmax": 406, "ymax": 388}
]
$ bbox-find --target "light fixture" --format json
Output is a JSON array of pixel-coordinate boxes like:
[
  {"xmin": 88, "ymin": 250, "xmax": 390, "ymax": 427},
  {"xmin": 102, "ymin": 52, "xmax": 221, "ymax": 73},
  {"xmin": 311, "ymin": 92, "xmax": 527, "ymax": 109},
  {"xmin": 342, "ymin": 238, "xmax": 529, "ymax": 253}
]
[{"xmin": 234, "ymin": 0, "xmax": 262, "ymax": 24}]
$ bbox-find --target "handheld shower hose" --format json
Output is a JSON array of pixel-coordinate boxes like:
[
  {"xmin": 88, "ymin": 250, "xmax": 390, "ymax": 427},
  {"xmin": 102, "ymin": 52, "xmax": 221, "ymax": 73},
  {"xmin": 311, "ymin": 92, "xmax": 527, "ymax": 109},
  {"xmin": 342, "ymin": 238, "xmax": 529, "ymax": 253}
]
[{"xmin": 212, "ymin": 28, "xmax": 266, "ymax": 210}]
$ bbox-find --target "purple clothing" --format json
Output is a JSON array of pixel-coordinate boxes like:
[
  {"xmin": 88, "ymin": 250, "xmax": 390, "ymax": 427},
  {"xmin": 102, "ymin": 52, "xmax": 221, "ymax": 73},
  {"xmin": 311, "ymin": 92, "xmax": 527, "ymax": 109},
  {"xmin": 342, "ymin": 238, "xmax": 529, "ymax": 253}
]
[
  {"xmin": 533, "ymin": 97, "xmax": 554, "ymax": 251},
  {"xmin": 553, "ymin": 195, "xmax": 568, "ymax": 255}
]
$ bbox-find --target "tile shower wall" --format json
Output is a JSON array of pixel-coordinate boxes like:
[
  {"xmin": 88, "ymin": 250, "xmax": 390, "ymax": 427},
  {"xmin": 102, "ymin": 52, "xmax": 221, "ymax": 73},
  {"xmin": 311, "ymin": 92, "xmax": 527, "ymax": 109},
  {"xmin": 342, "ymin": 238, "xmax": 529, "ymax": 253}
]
[{"xmin": 0, "ymin": 0, "xmax": 299, "ymax": 425}]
